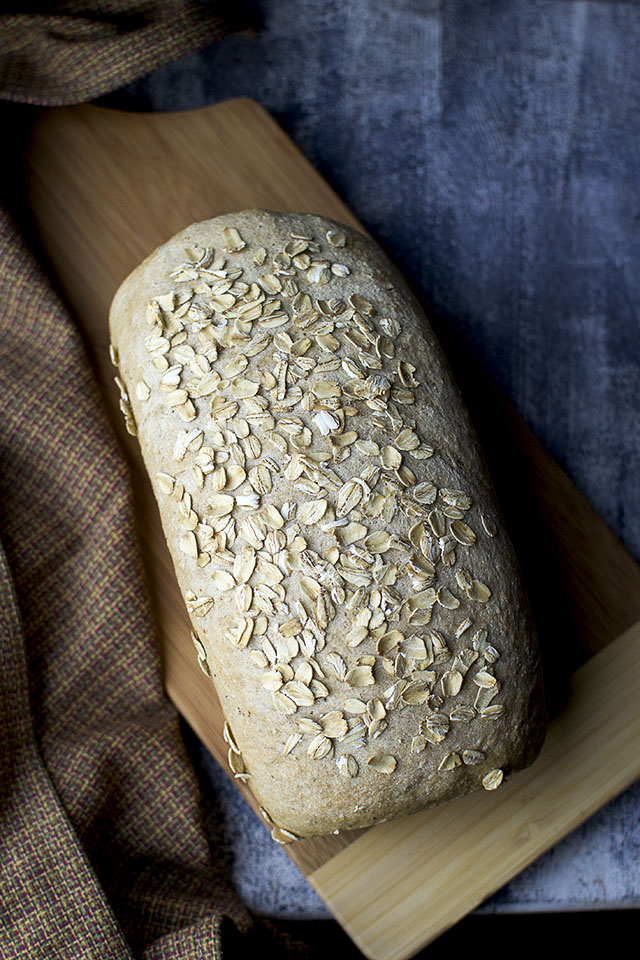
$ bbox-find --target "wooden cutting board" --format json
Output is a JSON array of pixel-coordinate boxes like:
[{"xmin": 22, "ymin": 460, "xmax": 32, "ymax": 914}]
[{"xmin": 26, "ymin": 99, "xmax": 640, "ymax": 959}]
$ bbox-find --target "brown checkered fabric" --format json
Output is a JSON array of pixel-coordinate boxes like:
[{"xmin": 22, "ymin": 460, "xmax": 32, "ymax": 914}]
[
  {"xmin": 0, "ymin": 1, "xmax": 242, "ymax": 105},
  {"xmin": 0, "ymin": 5, "xmax": 310, "ymax": 958}
]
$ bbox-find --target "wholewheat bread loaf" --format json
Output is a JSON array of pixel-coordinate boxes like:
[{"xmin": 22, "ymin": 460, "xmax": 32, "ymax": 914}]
[{"xmin": 109, "ymin": 210, "xmax": 546, "ymax": 840}]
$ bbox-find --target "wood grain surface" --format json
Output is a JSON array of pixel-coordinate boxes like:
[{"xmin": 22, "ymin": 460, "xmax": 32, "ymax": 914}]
[
  {"xmin": 309, "ymin": 620, "xmax": 640, "ymax": 959},
  {"xmin": 25, "ymin": 98, "xmax": 640, "ymax": 958}
]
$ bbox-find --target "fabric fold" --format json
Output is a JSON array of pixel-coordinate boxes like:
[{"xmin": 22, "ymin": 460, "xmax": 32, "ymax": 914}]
[
  {"xmin": 0, "ymin": 2, "xmax": 240, "ymax": 105},
  {"xmin": 0, "ymin": 5, "xmax": 287, "ymax": 958}
]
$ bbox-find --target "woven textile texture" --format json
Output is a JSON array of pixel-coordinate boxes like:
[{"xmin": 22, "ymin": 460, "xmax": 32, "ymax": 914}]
[
  {"xmin": 0, "ymin": 1, "xmax": 243, "ymax": 104},
  {"xmin": 0, "ymin": 4, "xmax": 307, "ymax": 958}
]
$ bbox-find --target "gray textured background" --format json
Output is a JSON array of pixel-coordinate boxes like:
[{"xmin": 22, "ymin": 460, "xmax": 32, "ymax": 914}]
[{"xmin": 103, "ymin": 0, "xmax": 640, "ymax": 918}]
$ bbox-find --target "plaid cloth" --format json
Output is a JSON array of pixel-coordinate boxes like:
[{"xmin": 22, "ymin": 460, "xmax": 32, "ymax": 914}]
[{"xmin": 0, "ymin": 4, "xmax": 311, "ymax": 958}]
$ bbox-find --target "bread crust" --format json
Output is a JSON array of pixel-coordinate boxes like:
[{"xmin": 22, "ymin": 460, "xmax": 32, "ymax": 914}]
[{"xmin": 109, "ymin": 210, "xmax": 546, "ymax": 838}]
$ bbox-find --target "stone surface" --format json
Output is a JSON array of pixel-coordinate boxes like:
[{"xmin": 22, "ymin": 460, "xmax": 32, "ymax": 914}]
[{"xmin": 102, "ymin": 0, "xmax": 640, "ymax": 916}]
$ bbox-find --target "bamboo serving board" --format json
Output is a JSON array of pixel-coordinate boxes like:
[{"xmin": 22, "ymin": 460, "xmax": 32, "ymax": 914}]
[{"xmin": 26, "ymin": 99, "xmax": 640, "ymax": 959}]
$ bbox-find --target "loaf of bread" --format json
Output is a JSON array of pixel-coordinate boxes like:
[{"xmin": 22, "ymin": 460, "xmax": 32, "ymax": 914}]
[{"xmin": 109, "ymin": 210, "xmax": 546, "ymax": 840}]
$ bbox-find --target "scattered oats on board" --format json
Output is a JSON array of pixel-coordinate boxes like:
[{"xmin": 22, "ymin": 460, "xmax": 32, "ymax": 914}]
[{"xmin": 109, "ymin": 209, "xmax": 546, "ymax": 839}]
